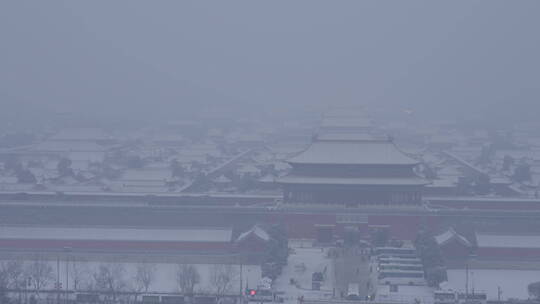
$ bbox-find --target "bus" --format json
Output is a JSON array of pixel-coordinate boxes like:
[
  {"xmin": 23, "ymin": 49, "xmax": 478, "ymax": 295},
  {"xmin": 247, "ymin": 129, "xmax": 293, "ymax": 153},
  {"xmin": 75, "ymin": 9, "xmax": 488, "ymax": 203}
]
[
  {"xmin": 458, "ymin": 292, "xmax": 487, "ymax": 304},
  {"xmin": 162, "ymin": 296, "xmax": 186, "ymax": 304},
  {"xmin": 375, "ymin": 247, "xmax": 417, "ymax": 256},
  {"xmin": 247, "ymin": 279, "xmax": 274, "ymax": 303},
  {"xmin": 142, "ymin": 296, "xmax": 161, "ymax": 304},
  {"xmin": 375, "ymin": 247, "xmax": 416, "ymax": 256},
  {"xmin": 378, "ymin": 270, "xmax": 425, "ymax": 285},
  {"xmin": 141, "ymin": 295, "xmax": 185, "ymax": 304},
  {"xmin": 247, "ymin": 288, "xmax": 273, "ymax": 302},
  {"xmin": 75, "ymin": 293, "xmax": 100, "ymax": 303},
  {"xmin": 434, "ymin": 290, "xmax": 458, "ymax": 304},
  {"xmin": 346, "ymin": 283, "xmax": 361, "ymax": 300},
  {"xmin": 378, "ymin": 263, "xmax": 424, "ymax": 272},
  {"xmin": 378, "ymin": 257, "xmax": 422, "ymax": 265},
  {"xmin": 377, "ymin": 254, "xmax": 420, "ymax": 260},
  {"xmin": 193, "ymin": 296, "xmax": 217, "ymax": 304}
]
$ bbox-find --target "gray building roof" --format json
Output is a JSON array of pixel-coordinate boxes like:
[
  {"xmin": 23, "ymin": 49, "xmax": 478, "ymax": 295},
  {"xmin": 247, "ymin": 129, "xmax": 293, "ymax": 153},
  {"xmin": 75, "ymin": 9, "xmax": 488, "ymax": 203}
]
[
  {"xmin": 287, "ymin": 139, "xmax": 419, "ymax": 166},
  {"xmin": 0, "ymin": 226, "xmax": 233, "ymax": 243},
  {"xmin": 278, "ymin": 175, "xmax": 428, "ymax": 186}
]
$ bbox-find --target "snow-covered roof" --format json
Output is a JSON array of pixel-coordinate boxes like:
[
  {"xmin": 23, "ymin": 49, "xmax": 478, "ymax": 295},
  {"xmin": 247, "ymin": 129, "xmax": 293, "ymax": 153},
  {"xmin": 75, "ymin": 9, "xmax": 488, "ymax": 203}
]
[
  {"xmin": 114, "ymin": 186, "xmax": 171, "ymax": 193},
  {"xmin": 287, "ymin": 139, "xmax": 419, "ymax": 166},
  {"xmin": 273, "ymin": 161, "xmax": 291, "ymax": 171},
  {"xmin": 321, "ymin": 117, "xmax": 373, "ymax": 129},
  {"xmin": 29, "ymin": 168, "xmax": 59, "ymax": 180},
  {"xmin": 213, "ymin": 175, "xmax": 232, "ymax": 183},
  {"xmin": 435, "ymin": 228, "xmax": 471, "ymax": 247},
  {"xmin": 427, "ymin": 178, "xmax": 457, "ymax": 188},
  {"xmin": 237, "ymin": 164, "xmax": 260, "ymax": 174},
  {"xmin": 0, "ymin": 226, "xmax": 233, "ymax": 243},
  {"xmin": 324, "ymin": 107, "xmax": 368, "ymax": 119},
  {"xmin": 33, "ymin": 141, "xmax": 106, "ymax": 153},
  {"xmin": 121, "ymin": 169, "xmax": 173, "ymax": 181},
  {"xmin": 226, "ymin": 132, "xmax": 264, "ymax": 143},
  {"xmin": 437, "ymin": 166, "xmax": 462, "ymax": 177},
  {"xmin": 151, "ymin": 133, "xmax": 185, "ymax": 143},
  {"xmin": 494, "ymin": 149, "xmax": 535, "ymax": 161},
  {"xmin": 489, "ymin": 176, "xmax": 512, "ymax": 185},
  {"xmin": 315, "ymin": 133, "xmax": 380, "ymax": 142},
  {"xmin": 50, "ymin": 128, "xmax": 113, "ymax": 141},
  {"xmin": 236, "ymin": 226, "xmax": 270, "ymax": 242},
  {"xmin": 51, "ymin": 185, "xmax": 104, "ymax": 193},
  {"xmin": 258, "ymin": 174, "xmax": 275, "ymax": 183},
  {"xmin": 0, "ymin": 176, "xmax": 18, "ymax": 184},
  {"xmin": 71, "ymin": 160, "xmax": 90, "ymax": 171},
  {"xmin": 435, "ymin": 229, "xmax": 455, "ymax": 245},
  {"xmin": 68, "ymin": 151, "xmax": 105, "ymax": 162},
  {"xmin": 0, "ymin": 184, "xmax": 36, "ymax": 191},
  {"xmin": 278, "ymin": 175, "xmax": 428, "ymax": 186},
  {"xmin": 476, "ymin": 232, "xmax": 540, "ymax": 249}
]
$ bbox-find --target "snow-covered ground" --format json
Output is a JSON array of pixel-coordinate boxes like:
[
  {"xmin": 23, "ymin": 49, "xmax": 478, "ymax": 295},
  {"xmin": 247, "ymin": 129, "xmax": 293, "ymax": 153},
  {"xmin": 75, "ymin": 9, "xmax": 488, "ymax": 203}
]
[
  {"xmin": 447, "ymin": 269, "xmax": 540, "ymax": 300},
  {"xmin": 273, "ymin": 242, "xmax": 335, "ymax": 303},
  {"xmin": 1, "ymin": 259, "xmax": 261, "ymax": 294}
]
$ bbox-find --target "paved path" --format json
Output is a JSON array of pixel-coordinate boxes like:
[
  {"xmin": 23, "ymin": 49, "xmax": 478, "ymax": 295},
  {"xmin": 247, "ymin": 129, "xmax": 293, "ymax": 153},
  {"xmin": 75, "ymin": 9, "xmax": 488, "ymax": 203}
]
[{"xmin": 333, "ymin": 247, "xmax": 370, "ymax": 299}]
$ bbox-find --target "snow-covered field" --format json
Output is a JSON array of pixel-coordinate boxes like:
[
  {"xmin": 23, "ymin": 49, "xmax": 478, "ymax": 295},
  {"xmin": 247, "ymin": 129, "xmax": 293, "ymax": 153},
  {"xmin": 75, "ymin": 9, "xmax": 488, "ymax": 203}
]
[
  {"xmin": 273, "ymin": 243, "xmax": 335, "ymax": 303},
  {"xmin": 447, "ymin": 269, "xmax": 540, "ymax": 300},
  {"xmin": 1, "ymin": 259, "xmax": 261, "ymax": 294}
]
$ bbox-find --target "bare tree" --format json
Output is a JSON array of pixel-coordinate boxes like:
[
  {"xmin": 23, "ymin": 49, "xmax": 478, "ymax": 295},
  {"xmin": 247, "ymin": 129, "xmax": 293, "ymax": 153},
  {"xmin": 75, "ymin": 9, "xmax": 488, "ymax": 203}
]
[
  {"xmin": 175, "ymin": 264, "xmax": 200, "ymax": 295},
  {"xmin": 1, "ymin": 260, "xmax": 25, "ymax": 288},
  {"xmin": 0, "ymin": 261, "xmax": 10, "ymax": 302},
  {"xmin": 69, "ymin": 260, "xmax": 89, "ymax": 291},
  {"xmin": 129, "ymin": 262, "xmax": 157, "ymax": 303},
  {"xmin": 25, "ymin": 256, "xmax": 54, "ymax": 295},
  {"xmin": 209, "ymin": 264, "xmax": 237, "ymax": 296},
  {"xmin": 2, "ymin": 260, "xmax": 25, "ymax": 303},
  {"xmin": 134, "ymin": 262, "xmax": 156, "ymax": 293},
  {"xmin": 92, "ymin": 263, "xmax": 127, "ymax": 301}
]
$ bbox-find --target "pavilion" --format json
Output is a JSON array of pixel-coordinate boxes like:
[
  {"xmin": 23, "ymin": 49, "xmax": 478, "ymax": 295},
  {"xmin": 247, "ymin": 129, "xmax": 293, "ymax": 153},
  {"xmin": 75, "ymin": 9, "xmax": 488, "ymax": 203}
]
[{"xmin": 278, "ymin": 133, "xmax": 428, "ymax": 205}]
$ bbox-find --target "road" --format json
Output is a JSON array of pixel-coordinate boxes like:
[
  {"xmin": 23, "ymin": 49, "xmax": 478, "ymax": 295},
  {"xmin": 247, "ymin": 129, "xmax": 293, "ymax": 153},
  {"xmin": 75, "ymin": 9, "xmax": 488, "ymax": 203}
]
[{"xmin": 333, "ymin": 247, "xmax": 370, "ymax": 300}]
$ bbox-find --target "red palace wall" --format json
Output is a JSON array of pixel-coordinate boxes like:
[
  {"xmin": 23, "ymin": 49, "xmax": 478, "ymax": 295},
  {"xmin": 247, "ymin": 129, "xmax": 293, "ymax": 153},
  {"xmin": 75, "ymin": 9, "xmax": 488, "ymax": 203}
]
[
  {"xmin": 366, "ymin": 215, "xmax": 439, "ymax": 240},
  {"xmin": 0, "ymin": 239, "xmax": 234, "ymax": 253},
  {"xmin": 236, "ymin": 235, "xmax": 268, "ymax": 252},
  {"xmin": 440, "ymin": 241, "xmax": 471, "ymax": 260},
  {"xmin": 476, "ymin": 247, "xmax": 540, "ymax": 259},
  {"xmin": 266, "ymin": 213, "xmax": 336, "ymax": 239},
  {"xmin": 266, "ymin": 212, "xmax": 439, "ymax": 241},
  {"xmin": 430, "ymin": 199, "xmax": 540, "ymax": 210}
]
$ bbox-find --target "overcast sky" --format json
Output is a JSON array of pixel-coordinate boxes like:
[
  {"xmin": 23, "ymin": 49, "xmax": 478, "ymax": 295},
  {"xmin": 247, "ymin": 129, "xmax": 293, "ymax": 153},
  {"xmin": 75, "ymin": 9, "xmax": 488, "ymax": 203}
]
[{"xmin": 1, "ymin": 1, "xmax": 539, "ymax": 121}]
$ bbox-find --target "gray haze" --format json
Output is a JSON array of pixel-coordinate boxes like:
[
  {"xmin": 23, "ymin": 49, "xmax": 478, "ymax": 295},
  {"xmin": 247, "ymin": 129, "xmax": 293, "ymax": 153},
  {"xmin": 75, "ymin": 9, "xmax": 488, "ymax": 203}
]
[{"xmin": 1, "ymin": 1, "xmax": 539, "ymax": 121}]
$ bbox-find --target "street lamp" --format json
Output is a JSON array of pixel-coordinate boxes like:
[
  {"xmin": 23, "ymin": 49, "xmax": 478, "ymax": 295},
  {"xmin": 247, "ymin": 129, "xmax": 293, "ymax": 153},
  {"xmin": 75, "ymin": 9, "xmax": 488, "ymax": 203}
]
[
  {"xmin": 465, "ymin": 254, "xmax": 477, "ymax": 300},
  {"xmin": 25, "ymin": 276, "xmax": 32, "ymax": 304},
  {"xmin": 63, "ymin": 247, "xmax": 73, "ymax": 304}
]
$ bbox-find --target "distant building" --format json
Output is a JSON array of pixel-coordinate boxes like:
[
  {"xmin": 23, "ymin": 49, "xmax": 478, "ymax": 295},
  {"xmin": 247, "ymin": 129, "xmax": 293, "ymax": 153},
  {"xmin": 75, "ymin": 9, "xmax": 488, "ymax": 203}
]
[
  {"xmin": 111, "ymin": 168, "xmax": 174, "ymax": 193},
  {"xmin": 278, "ymin": 133, "xmax": 427, "ymax": 205},
  {"xmin": 319, "ymin": 107, "xmax": 375, "ymax": 135},
  {"xmin": 49, "ymin": 128, "xmax": 116, "ymax": 145},
  {"xmin": 0, "ymin": 225, "xmax": 269, "ymax": 263},
  {"xmin": 435, "ymin": 227, "xmax": 472, "ymax": 261},
  {"xmin": 257, "ymin": 174, "xmax": 278, "ymax": 191},
  {"xmin": 235, "ymin": 226, "xmax": 270, "ymax": 253}
]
